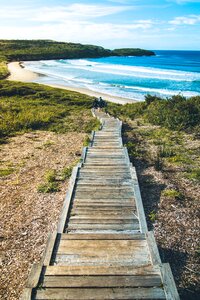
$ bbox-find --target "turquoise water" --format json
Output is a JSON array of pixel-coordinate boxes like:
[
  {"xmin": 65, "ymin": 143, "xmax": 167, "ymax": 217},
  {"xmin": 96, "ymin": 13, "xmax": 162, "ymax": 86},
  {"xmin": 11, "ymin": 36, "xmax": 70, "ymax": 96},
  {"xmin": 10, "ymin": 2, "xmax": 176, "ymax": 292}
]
[{"xmin": 25, "ymin": 50, "xmax": 200, "ymax": 101}]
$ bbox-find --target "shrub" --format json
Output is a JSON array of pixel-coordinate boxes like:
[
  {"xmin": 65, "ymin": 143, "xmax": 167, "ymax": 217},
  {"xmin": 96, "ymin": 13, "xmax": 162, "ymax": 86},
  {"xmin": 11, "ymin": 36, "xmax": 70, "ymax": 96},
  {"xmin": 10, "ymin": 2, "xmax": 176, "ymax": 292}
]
[
  {"xmin": 187, "ymin": 168, "xmax": 200, "ymax": 182},
  {"xmin": 0, "ymin": 168, "xmax": 15, "ymax": 177},
  {"xmin": 37, "ymin": 181, "xmax": 60, "ymax": 193},
  {"xmin": 45, "ymin": 169, "xmax": 56, "ymax": 183},
  {"xmin": 60, "ymin": 166, "xmax": 73, "ymax": 180},
  {"xmin": 149, "ymin": 210, "xmax": 156, "ymax": 222},
  {"xmin": 162, "ymin": 189, "xmax": 184, "ymax": 200}
]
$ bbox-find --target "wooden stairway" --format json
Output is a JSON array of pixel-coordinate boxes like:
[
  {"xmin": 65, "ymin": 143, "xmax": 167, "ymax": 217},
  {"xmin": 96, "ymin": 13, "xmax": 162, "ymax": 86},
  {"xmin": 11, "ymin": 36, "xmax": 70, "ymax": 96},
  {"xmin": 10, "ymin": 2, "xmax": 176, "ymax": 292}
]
[{"xmin": 21, "ymin": 110, "xmax": 179, "ymax": 300}]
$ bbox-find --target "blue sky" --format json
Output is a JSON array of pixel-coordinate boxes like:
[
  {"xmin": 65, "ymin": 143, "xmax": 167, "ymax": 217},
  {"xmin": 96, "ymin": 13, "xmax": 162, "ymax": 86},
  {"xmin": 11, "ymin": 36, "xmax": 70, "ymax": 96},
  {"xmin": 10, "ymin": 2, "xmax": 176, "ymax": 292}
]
[{"xmin": 0, "ymin": 0, "xmax": 200, "ymax": 49}]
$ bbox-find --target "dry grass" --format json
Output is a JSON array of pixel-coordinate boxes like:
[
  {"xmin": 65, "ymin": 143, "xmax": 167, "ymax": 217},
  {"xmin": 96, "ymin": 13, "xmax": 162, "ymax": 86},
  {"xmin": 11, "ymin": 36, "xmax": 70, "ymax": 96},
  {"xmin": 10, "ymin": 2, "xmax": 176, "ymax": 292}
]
[{"xmin": 0, "ymin": 130, "xmax": 85, "ymax": 300}]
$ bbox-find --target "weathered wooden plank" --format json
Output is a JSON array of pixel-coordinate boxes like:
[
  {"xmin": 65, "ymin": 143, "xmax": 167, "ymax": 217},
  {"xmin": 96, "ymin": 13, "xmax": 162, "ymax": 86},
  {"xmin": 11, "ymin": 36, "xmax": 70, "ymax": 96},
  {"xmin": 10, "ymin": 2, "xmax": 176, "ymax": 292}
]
[
  {"xmin": 20, "ymin": 288, "xmax": 32, "ymax": 300},
  {"xmin": 124, "ymin": 146, "xmax": 131, "ymax": 164},
  {"xmin": 58, "ymin": 239, "xmax": 146, "ymax": 248},
  {"xmin": 78, "ymin": 174, "xmax": 131, "ymax": 179},
  {"xmin": 80, "ymin": 146, "xmax": 87, "ymax": 164},
  {"xmin": 161, "ymin": 263, "xmax": 180, "ymax": 300},
  {"xmin": 69, "ymin": 218, "xmax": 136, "ymax": 224},
  {"xmin": 69, "ymin": 215, "xmax": 137, "ymax": 220},
  {"xmin": 70, "ymin": 213, "xmax": 137, "ymax": 219},
  {"xmin": 43, "ymin": 231, "xmax": 57, "ymax": 266},
  {"xmin": 71, "ymin": 207, "xmax": 136, "ymax": 212},
  {"xmin": 84, "ymin": 162, "xmax": 128, "ymax": 166},
  {"xmin": 73, "ymin": 201, "xmax": 135, "ymax": 206},
  {"xmin": 74, "ymin": 192, "xmax": 134, "ymax": 196},
  {"xmin": 82, "ymin": 165, "xmax": 129, "ymax": 169},
  {"xmin": 35, "ymin": 287, "xmax": 165, "ymax": 299},
  {"xmin": 74, "ymin": 196, "xmax": 135, "ymax": 203},
  {"xmin": 77, "ymin": 181, "xmax": 133, "ymax": 186},
  {"xmin": 73, "ymin": 198, "xmax": 135, "ymax": 203},
  {"xmin": 26, "ymin": 263, "xmax": 43, "ymax": 288},
  {"xmin": 86, "ymin": 158, "xmax": 125, "ymax": 161},
  {"xmin": 61, "ymin": 233, "xmax": 145, "ymax": 240},
  {"xmin": 66, "ymin": 223, "xmax": 139, "ymax": 230},
  {"xmin": 57, "ymin": 165, "xmax": 79, "ymax": 233},
  {"xmin": 45, "ymin": 264, "xmax": 160, "ymax": 276},
  {"xmin": 42, "ymin": 275, "xmax": 162, "ymax": 288},
  {"xmin": 73, "ymin": 202, "xmax": 135, "ymax": 208},
  {"xmin": 72, "ymin": 204, "xmax": 136, "ymax": 208},
  {"xmin": 146, "ymin": 231, "xmax": 161, "ymax": 265},
  {"xmin": 70, "ymin": 209, "xmax": 136, "ymax": 215},
  {"xmin": 74, "ymin": 190, "xmax": 134, "ymax": 195},
  {"xmin": 67, "ymin": 229, "xmax": 141, "ymax": 235},
  {"xmin": 130, "ymin": 166, "xmax": 148, "ymax": 233}
]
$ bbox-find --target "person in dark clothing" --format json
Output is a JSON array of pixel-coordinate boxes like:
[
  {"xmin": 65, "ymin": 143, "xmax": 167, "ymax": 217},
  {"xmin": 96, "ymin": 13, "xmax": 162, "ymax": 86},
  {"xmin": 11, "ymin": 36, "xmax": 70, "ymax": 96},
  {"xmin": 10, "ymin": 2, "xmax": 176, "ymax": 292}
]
[
  {"xmin": 98, "ymin": 97, "xmax": 107, "ymax": 109},
  {"xmin": 93, "ymin": 97, "xmax": 107, "ymax": 111},
  {"xmin": 93, "ymin": 98, "xmax": 99, "ymax": 109}
]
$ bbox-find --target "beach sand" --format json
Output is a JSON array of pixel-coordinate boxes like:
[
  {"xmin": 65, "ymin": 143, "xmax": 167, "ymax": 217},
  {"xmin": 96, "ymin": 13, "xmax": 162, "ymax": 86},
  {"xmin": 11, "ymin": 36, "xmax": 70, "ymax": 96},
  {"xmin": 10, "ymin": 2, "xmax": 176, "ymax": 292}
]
[
  {"xmin": 8, "ymin": 62, "xmax": 39, "ymax": 82},
  {"xmin": 7, "ymin": 62, "xmax": 135, "ymax": 104}
]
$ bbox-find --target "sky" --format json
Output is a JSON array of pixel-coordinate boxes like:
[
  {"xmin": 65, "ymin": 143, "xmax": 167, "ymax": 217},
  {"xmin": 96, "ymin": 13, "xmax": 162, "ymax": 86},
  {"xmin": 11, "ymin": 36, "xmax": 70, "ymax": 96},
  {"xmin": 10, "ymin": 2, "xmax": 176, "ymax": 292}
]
[{"xmin": 0, "ymin": 0, "xmax": 200, "ymax": 50}]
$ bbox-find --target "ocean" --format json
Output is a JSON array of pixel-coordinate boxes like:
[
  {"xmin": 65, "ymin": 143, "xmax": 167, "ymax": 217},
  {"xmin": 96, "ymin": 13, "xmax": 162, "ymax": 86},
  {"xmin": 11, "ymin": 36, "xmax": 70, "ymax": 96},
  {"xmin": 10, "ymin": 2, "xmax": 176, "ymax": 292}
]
[{"xmin": 24, "ymin": 50, "xmax": 200, "ymax": 102}]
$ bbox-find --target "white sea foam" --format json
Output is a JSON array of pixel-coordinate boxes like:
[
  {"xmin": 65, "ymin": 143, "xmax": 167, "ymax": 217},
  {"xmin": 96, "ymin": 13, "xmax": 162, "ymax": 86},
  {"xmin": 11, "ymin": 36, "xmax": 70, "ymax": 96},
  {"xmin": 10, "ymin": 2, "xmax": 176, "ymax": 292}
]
[
  {"xmin": 85, "ymin": 82, "xmax": 198, "ymax": 99},
  {"xmin": 24, "ymin": 58, "xmax": 200, "ymax": 101},
  {"xmin": 64, "ymin": 59, "xmax": 200, "ymax": 82}
]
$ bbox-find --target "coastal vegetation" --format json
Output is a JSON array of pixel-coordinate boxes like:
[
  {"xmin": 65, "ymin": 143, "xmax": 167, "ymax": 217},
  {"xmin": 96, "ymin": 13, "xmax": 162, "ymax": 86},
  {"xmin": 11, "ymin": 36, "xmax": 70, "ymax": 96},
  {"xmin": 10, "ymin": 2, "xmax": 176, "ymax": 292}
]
[
  {"xmin": 0, "ymin": 80, "xmax": 100, "ymax": 141},
  {"xmin": 0, "ymin": 39, "xmax": 154, "ymax": 62},
  {"xmin": 0, "ymin": 40, "xmax": 154, "ymax": 79},
  {"xmin": 112, "ymin": 48, "xmax": 155, "ymax": 56},
  {"xmin": 107, "ymin": 94, "xmax": 200, "ymax": 135},
  {"xmin": 0, "ymin": 61, "xmax": 10, "ymax": 79}
]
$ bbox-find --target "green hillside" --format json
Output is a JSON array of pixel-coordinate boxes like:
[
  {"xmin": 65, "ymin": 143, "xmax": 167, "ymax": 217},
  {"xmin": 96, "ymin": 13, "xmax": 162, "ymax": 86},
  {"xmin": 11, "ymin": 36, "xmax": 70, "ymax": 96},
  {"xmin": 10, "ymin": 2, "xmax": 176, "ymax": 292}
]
[{"xmin": 0, "ymin": 39, "xmax": 155, "ymax": 62}]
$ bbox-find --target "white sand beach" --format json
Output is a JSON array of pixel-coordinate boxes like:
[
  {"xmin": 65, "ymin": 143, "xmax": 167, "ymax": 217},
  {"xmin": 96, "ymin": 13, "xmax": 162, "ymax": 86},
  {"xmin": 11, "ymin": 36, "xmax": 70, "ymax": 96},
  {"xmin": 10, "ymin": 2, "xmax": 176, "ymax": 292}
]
[
  {"xmin": 7, "ymin": 62, "xmax": 135, "ymax": 104},
  {"xmin": 8, "ymin": 62, "xmax": 39, "ymax": 82}
]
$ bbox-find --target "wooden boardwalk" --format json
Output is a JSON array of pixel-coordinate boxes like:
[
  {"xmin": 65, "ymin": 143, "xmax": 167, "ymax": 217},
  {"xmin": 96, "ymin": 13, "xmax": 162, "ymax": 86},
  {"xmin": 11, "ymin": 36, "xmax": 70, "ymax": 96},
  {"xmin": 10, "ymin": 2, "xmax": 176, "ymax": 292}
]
[{"xmin": 21, "ymin": 110, "xmax": 179, "ymax": 300}]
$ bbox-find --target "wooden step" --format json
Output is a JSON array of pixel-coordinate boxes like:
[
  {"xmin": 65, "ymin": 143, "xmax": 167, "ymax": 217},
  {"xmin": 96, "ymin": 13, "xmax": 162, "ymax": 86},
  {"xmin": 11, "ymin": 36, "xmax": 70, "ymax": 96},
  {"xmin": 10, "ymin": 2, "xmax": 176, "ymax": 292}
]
[
  {"xmin": 70, "ymin": 210, "xmax": 137, "ymax": 218},
  {"xmin": 73, "ymin": 198, "xmax": 135, "ymax": 203},
  {"xmin": 81, "ymin": 167, "xmax": 130, "ymax": 171},
  {"xmin": 68, "ymin": 218, "xmax": 137, "ymax": 224},
  {"xmin": 35, "ymin": 287, "xmax": 165, "ymax": 299},
  {"xmin": 66, "ymin": 223, "xmax": 139, "ymax": 231},
  {"xmin": 70, "ymin": 212, "xmax": 136, "ymax": 218},
  {"xmin": 77, "ymin": 179, "xmax": 132, "ymax": 185},
  {"xmin": 78, "ymin": 175, "xmax": 132, "ymax": 180},
  {"xmin": 74, "ymin": 192, "xmax": 134, "ymax": 199},
  {"xmin": 45, "ymin": 264, "xmax": 160, "ymax": 276},
  {"xmin": 41, "ymin": 275, "xmax": 162, "ymax": 288},
  {"xmin": 61, "ymin": 233, "xmax": 145, "ymax": 240},
  {"xmin": 53, "ymin": 239, "xmax": 148, "ymax": 266}
]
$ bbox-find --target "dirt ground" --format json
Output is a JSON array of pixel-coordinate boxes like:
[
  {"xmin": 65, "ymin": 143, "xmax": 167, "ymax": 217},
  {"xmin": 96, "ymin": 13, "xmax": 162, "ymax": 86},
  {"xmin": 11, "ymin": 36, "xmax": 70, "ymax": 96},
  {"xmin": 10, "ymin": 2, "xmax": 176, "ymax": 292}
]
[
  {"xmin": 124, "ymin": 121, "xmax": 200, "ymax": 300},
  {"xmin": 0, "ymin": 131, "xmax": 85, "ymax": 300}
]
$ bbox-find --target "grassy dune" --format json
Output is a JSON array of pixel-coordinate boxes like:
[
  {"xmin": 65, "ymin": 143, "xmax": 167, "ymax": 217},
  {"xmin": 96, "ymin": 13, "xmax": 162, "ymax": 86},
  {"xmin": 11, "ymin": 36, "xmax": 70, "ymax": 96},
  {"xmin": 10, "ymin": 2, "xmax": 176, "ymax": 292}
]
[
  {"xmin": 0, "ymin": 80, "xmax": 99, "ymax": 141},
  {"xmin": 0, "ymin": 61, "xmax": 9, "ymax": 79}
]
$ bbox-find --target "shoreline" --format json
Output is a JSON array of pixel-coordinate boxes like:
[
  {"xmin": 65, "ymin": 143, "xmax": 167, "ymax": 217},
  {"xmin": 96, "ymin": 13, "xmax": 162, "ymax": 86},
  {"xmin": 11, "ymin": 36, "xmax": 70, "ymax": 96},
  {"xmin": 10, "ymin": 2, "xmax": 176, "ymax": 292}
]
[
  {"xmin": 7, "ymin": 62, "xmax": 136, "ymax": 104},
  {"xmin": 7, "ymin": 62, "xmax": 39, "ymax": 82}
]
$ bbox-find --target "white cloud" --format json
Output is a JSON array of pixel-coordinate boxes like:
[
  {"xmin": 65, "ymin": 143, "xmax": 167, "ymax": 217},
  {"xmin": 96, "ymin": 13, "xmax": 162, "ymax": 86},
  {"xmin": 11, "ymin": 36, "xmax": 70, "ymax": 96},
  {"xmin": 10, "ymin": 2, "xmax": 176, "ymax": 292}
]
[
  {"xmin": 0, "ymin": 2, "xmax": 153, "ymax": 45},
  {"xmin": 0, "ymin": 18, "xmax": 153, "ymax": 45},
  {"xmin": 169, "ymin": 15, "xmax": 200, "ymax": 25},
  {"xmin": 0, "ymin": 3, "xmax": 132, "ymax": 22}
]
